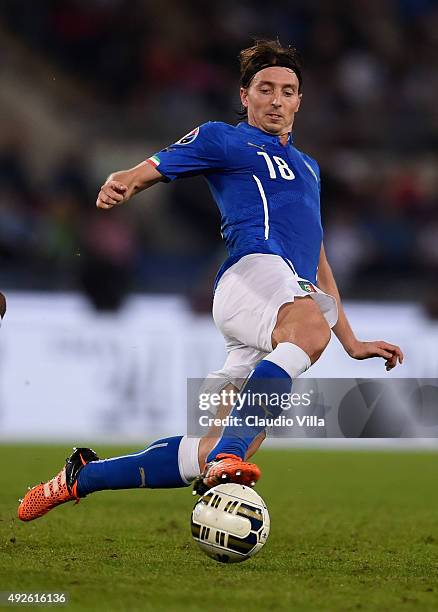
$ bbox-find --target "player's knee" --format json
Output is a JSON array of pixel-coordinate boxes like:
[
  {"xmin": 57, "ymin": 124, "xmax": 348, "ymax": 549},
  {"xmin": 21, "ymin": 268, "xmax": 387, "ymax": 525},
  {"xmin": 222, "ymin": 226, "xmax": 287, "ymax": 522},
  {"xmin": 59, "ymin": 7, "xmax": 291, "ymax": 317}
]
[
  {"xmin": 200, "ymin": 364, "xmax": 253, "ymax": 399},
  {"xmin": 293, "ymin": 321, "xmax": 330, "ymax": 363},
  {"xmin": 273, "ymin": 308, "xmax": 330, "ymax": 363},
  {"xmin": 305, "ymin": 318, "xmax": 331, "ymax": 362}
]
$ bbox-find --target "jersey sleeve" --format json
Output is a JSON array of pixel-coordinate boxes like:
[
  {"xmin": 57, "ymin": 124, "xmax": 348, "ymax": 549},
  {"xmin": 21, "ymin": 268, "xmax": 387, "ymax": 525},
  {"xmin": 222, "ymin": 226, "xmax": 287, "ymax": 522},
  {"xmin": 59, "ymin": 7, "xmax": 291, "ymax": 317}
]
[{"xmin": 146, "ymin": 122, "xmax": 227, "ymax": 182}]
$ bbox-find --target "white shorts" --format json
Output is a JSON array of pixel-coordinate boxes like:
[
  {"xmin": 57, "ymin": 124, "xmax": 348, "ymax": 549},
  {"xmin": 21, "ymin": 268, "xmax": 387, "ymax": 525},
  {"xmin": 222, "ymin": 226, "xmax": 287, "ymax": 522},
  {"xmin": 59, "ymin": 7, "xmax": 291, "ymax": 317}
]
[{"xmin": 205, "ymin": 254, "xmax": 338, "ymax": 392}]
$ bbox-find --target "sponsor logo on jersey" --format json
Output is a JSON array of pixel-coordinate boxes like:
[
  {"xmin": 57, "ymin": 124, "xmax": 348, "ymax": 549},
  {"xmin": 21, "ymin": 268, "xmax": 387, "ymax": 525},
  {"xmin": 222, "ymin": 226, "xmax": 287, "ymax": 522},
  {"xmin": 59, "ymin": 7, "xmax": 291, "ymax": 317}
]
[
  {"xmin": 247, "ymin": 142, "xmax": 266, "ymax": 150},
  {"xmin": 175, "ymin": 126, "xmax": 200, "ymax": 145},
  {"xmin": 298, "ymin": 280, "xmax": 317, "ymax": 293}
]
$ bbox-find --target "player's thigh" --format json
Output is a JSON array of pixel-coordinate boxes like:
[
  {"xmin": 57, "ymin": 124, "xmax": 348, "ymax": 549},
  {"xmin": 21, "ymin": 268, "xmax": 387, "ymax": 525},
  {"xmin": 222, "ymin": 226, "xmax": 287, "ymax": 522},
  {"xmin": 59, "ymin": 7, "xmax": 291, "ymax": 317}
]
[
  {"xmin": 212, "ymin": 254, "xmax": 290, "ymax": 353},
  {"xmin": 272, "ymin": 297, "xmax": 332, "ymax": 362},
  {"xmin": 213, "ymin": 254, "xmax": 337, "ymax": 354}
]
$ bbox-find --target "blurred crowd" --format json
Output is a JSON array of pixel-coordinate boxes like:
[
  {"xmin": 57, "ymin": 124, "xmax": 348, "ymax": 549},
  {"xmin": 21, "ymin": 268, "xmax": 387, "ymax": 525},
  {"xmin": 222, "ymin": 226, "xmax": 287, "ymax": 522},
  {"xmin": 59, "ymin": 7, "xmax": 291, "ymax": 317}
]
[
  {"xmin": 0, "ymin": 131, "xmax": 223, "ymax": 307},
  {"xmin": 2, "ymin": 0, "xmax": 438, "ymax": 145},
  {"xmin": 0, "ymin": 0, "xmax": 437, "ymax": 309}
]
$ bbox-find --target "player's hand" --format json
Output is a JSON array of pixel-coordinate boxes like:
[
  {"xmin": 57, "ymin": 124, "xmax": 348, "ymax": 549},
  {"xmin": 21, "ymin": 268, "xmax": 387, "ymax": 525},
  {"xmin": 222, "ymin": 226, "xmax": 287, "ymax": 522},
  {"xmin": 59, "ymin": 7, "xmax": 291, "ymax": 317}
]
[
  {"xmin": 347, "ymin": 340, "xmax": 404, "ymax": 371},
  {"xmin": 96, "ymin": 181, "xmax": 128, "ymax": 210}
]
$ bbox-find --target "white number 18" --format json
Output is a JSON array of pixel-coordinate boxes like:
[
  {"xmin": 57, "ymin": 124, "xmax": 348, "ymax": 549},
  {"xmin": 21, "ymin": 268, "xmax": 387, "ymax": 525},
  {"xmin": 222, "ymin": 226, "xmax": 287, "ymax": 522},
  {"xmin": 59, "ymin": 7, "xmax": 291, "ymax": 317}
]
[{"xmin": 257, "ymin": 151, "xmax": 295, "ymax": 180}]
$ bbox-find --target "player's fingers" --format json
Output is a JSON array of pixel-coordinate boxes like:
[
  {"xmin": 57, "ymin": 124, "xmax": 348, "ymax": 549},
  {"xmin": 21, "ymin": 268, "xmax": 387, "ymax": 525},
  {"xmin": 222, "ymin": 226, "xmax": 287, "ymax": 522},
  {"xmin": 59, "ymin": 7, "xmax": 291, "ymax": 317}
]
[
  {"xmin": 391, "ymin": 350, "xmax": 403, "ymax": 365},
  {"xmin": 96, "ymin": 197, "xmax": 113, "ymax": 210},
  {"xmin": 101, "ymin": 186, "xmax": 125, "ymax": 202},
  {"xmin": 109, "ymin": 181, "xmax": 128, "ymax": 194},
  {"xmin": 103, "ymin": 181, "xmax": 127, "ymax": 192},
  {"xmin": 395, "ymin": 347, "xmax": 404, "ymax": 364},
  {"xmin": 99, "ymin": 190, "xmax": 122, "ymax": 205},
  {"xmin": 385, "ymin": 355, "xmax": 398, "ymax": 369},
  {"xmin": 378, "ymin": 342, "xmax": 404, "ymax": 365},
  {"xmin": 375, "ymin": 347, "xmax": 393, "ymax": 360},
  {"xmin": 385, "ymin": 347, "xmax": 403, "ymax": 370},
  {"xmin": 378, "ymin": 341, "xmax": 402, "ymax": 354}
]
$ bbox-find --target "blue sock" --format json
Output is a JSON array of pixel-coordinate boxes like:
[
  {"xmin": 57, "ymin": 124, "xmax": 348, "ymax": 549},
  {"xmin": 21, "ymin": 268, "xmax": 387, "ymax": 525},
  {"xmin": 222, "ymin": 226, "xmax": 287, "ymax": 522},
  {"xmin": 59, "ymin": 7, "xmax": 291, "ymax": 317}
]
[
  {"xmin": 76, "ymin": 436, "xmax": 189, "ymax": 496},
  {"xmin": 206, "ymin": 360, "xmax": 292, "ymax": 462}
]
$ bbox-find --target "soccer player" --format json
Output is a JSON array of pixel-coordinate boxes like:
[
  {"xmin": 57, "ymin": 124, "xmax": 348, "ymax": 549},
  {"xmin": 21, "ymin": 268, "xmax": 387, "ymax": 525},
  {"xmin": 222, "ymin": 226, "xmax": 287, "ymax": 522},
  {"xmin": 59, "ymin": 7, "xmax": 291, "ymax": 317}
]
[{"xmin": 18, "ymin": 40, "xmax": 403, "ymax": 522}]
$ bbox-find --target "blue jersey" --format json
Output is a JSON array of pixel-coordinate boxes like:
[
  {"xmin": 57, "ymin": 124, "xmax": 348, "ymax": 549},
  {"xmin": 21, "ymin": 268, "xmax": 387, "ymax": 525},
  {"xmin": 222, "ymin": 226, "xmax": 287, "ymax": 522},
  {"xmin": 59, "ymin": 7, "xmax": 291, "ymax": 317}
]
[{"xmin": 148, "ymin": 121, "xmax": 323, "ymax": 286}]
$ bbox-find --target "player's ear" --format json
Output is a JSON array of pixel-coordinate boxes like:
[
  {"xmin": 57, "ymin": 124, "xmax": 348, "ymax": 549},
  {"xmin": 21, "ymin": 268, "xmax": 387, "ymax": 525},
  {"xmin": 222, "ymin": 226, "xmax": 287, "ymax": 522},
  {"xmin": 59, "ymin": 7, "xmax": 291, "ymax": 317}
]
[
  {"xmin": 240, "ymin": 87, "xmax": 248, "ymax": 109},
  {"xmin": 295, "ymin": 93, "xmax": 303, "ymax": 112}
]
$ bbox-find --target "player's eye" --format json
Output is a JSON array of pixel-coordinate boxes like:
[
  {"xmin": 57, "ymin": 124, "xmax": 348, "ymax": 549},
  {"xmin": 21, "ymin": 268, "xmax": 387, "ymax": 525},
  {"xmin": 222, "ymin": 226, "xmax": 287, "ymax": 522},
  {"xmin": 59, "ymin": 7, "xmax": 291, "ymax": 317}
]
[
  {"xmin": 259, "ymin": 88, "xmax": 271, "ymax": 94},
  {"xmin": 284, "ymin": 91, "xmax": 294, "ymax": 97}
]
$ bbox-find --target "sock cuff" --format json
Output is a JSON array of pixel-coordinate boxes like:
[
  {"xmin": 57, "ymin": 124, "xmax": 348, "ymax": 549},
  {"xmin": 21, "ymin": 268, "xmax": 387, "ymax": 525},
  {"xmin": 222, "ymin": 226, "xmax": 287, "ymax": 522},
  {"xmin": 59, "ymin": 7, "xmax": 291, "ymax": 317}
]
[
  {"xmin": 178, "ymin": 436, "xmax": 201, "ymax": 483},
  {"xmin": 264, "ymin": 342, "xmax": 311, "ymax": 379}
]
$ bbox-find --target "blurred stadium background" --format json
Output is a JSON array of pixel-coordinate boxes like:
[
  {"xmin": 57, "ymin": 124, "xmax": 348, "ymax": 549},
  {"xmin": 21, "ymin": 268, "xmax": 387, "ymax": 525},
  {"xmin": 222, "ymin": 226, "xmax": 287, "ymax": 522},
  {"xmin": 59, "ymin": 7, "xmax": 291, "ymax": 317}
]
[{"xmin": 0, "ymin": 0, "xmax": 437, "ymax": 443}]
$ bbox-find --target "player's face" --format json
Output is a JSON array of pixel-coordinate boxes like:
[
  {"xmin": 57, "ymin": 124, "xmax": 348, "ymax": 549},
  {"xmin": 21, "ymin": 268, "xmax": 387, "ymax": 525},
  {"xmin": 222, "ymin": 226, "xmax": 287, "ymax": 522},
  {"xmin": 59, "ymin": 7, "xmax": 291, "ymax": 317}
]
[{"xmin": 240, "ymin": 66, "xmax": 302, "ymax": 137}]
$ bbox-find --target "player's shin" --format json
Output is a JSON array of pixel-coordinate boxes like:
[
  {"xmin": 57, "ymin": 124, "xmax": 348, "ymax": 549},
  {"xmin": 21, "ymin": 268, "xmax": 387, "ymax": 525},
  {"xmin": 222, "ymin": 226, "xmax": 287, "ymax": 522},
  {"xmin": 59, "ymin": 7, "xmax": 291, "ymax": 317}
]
[
  {"xmin": 206, "ymin": 342, "xmax": 311, "ymax": 461},
  {"xmin": 76, "ymin": 436, "xmax": 200, "ymax": 496}
]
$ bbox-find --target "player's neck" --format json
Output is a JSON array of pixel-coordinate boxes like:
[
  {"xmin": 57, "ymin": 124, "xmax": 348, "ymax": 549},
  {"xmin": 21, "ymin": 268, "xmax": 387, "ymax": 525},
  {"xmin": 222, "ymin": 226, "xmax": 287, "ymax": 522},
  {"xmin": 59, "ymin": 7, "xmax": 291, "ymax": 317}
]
[
  {"xmin": 278, "ymin": 132, "xmax": 290, "ymax": 146},
  {"xmin": 246, "ymin": 120, "xmax": 291, "ymax": 146},
  {"xmin": 266, "ymin": 130, "xmax": 290, "ymax": 146},
  {"xmin": 248, "ymin": 118, "xmax": 292, "ymax": 147}
]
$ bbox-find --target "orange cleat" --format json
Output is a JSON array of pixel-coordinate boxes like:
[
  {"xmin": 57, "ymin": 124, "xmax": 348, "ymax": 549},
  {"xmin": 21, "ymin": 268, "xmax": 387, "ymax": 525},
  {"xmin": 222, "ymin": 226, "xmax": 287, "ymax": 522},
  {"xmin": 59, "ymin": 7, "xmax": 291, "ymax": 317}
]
[
  {"xmin": 193, "ymin": 453, "xmax": 261, "ymax": 495},
  {"xmin": 18, "ymin": 447, "xmax": 99, "ymax": 522}
]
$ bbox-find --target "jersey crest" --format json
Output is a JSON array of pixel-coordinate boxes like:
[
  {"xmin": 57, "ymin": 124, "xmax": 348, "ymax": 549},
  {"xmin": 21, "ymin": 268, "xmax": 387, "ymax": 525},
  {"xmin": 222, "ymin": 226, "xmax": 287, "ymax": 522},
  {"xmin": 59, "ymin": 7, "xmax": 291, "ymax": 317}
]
[
  {"xmin": 298, "ymin": 280, "xmax": 317, "ymax": 293},
  {"xmin": 175, "ymin": 127, "xmax": 200, "ymax": 145}
]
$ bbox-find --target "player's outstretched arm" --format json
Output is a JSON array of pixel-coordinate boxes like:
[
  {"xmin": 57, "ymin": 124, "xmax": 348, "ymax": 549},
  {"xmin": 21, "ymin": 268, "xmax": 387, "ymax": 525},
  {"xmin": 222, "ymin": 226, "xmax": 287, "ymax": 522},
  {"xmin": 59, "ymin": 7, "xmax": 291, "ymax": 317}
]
[
  {"xmin": 96, "ymin": 161, "xmax": 164, "ymax": 210},
  {"xmin": 317, "ymin": 244, "xmax": 403, "ymax": 371}
]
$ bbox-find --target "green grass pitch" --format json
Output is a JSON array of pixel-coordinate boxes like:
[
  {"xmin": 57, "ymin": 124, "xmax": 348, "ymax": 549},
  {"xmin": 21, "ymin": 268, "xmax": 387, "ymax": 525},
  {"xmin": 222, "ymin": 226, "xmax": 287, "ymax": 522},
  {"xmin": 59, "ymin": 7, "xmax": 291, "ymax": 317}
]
[{"xmin": 1, "ymin": 445, "xmax": 438, "ymax": 611}]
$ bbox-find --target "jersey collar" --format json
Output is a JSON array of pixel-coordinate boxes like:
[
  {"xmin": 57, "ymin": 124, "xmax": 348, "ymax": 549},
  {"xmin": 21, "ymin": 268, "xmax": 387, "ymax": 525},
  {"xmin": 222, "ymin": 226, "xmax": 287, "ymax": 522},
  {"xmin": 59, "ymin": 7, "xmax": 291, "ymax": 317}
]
[{"xmin": 237, "ymin": 121, "xmax": 294, "ymax": 146}]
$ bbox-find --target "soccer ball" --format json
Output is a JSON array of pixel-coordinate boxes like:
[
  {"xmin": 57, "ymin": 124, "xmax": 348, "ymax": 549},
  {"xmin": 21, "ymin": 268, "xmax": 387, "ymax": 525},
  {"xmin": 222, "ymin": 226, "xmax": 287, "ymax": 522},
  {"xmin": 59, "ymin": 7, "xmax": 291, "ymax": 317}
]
[{"xmin": 191, "ymin": 483, "xmax": 270, "ymax": 563}]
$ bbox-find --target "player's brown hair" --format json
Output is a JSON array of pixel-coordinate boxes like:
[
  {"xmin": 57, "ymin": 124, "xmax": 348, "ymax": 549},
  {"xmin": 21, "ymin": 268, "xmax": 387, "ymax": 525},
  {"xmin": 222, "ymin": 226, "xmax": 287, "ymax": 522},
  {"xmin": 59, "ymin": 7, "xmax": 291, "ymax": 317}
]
[{"xmin": 239, "ymin": 39, "xmax": 303, "ymax": 91}]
